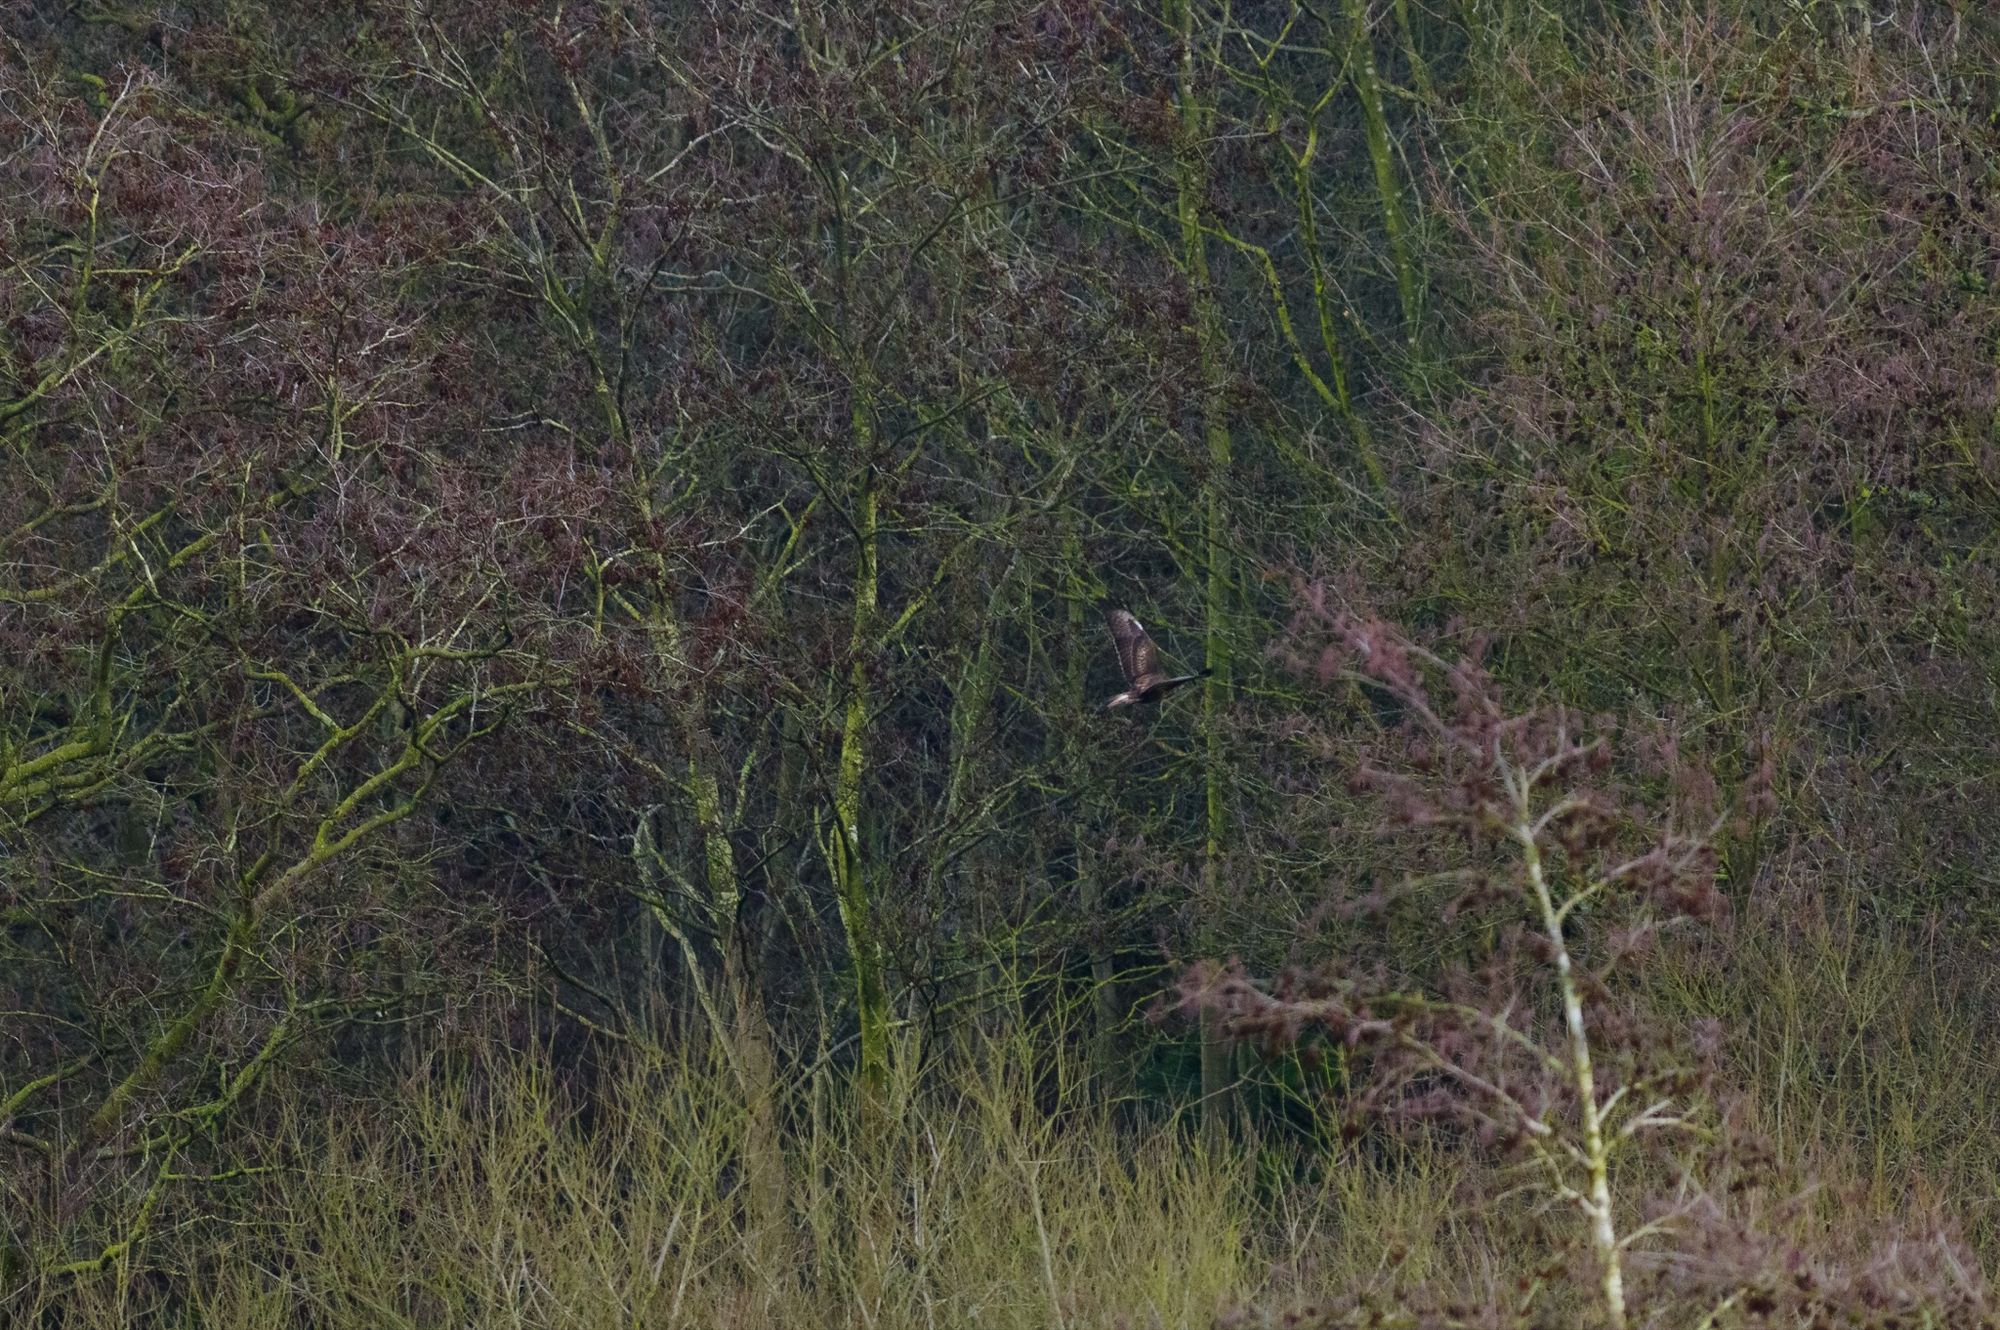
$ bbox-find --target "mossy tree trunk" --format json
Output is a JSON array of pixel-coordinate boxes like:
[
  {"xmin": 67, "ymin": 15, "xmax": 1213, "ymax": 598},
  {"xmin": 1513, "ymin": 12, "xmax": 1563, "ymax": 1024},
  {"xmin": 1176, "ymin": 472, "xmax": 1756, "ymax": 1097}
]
[
  {"xmin": 1346, "ymin": 0, "xmax": 1421, "ymax": 343},
  {"xmin": 1166, "ymin": 0, "xmax": 1238, "ymax": 1148},
  {"xmin": 829, "ymin": 426, "xmax": 892, "ymax": 1101}
]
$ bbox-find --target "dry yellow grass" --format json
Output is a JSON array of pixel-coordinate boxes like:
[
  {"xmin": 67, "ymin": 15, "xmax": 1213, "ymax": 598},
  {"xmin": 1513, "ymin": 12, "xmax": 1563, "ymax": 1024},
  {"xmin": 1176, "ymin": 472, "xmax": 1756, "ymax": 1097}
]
[{"xmin": 25, "ymin": 882, "xmax": 1998, "ymax": 1328}]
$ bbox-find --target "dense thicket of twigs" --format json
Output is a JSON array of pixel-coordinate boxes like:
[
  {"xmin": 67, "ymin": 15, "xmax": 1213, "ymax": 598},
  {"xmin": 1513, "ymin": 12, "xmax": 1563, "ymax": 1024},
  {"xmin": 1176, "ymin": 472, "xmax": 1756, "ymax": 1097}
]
[{"xmin": 4, "ymin": 1, "xmax": 1998, "ymax": 1321}]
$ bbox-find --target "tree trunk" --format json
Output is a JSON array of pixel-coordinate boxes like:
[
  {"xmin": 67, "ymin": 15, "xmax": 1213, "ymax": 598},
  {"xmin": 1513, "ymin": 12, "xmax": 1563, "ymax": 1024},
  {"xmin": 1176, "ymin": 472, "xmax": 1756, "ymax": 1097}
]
[
  {"xmin": 1167, "ymin": 0, "xmax": 1237, "ymax": 1150},
  {"xmin": 830, "ymin": 449, "xmax": 890, "ymax": 1100},
  {"xmin": 1346, "ymin": 0, "xmax": 1420, "ymax": 342},
  {"xmin": 684, "ymin": 741, "xmax": 789, "ymax": 1271}
]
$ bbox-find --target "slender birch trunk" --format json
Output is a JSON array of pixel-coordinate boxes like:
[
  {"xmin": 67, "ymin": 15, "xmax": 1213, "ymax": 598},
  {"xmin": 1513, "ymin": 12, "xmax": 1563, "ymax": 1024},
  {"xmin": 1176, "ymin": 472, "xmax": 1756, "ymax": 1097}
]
[{"xmin": 1520, "ymin": 825, "xmax": 1628, "ymax": 1330}]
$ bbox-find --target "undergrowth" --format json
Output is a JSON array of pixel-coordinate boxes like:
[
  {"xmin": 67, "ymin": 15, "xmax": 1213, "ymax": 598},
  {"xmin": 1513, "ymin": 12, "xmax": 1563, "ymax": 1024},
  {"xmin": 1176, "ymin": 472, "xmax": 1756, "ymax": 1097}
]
[{"xmin": 21, "ymin": 896, "xmax": 1997, "ymax": 1330}]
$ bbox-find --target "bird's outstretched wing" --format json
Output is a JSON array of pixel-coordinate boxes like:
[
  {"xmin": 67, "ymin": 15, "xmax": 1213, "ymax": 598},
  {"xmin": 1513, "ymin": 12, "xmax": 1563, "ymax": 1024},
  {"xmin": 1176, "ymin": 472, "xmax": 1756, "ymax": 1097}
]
[{"xmin": 1103, "ymin": 608, "xmax": 1161, "ymax": 687}]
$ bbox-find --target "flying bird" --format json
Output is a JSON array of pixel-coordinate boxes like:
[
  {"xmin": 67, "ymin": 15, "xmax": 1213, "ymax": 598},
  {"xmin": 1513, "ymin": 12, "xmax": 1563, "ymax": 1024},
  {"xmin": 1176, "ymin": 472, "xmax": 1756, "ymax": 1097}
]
[{"xmin": 1102, "ymin": 607, "xmax": 1208, "ymax": 708}]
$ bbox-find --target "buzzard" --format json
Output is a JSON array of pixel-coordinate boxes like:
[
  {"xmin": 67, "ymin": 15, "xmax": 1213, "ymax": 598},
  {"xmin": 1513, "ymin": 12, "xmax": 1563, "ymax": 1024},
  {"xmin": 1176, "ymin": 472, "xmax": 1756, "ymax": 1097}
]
[{"xmin": 1102, "ymin": 607, "xmax": 1208, "ymax": 708}]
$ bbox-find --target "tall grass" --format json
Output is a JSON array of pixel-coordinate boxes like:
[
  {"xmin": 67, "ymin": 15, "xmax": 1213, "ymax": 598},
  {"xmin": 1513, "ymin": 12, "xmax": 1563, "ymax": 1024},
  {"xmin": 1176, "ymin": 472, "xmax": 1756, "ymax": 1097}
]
[
  {"xmin": 20, "ymin": 1019, "xmax": 1481, "ymax": 1330},
  {"xmin": 24, "ymin": 880, "xmax": 1999, "ymax": 1329},
  {"xmin": 1653, "ymin": 868, "xmax": 2000, "ymax": 1252}
]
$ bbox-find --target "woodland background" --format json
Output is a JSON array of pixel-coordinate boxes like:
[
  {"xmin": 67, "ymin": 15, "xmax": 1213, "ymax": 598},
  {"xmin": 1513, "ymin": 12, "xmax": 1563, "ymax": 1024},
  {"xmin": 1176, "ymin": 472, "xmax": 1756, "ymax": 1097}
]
[{"xmin": 3, "ymin": 1, "xmax": 1999, "ymax": 1325}]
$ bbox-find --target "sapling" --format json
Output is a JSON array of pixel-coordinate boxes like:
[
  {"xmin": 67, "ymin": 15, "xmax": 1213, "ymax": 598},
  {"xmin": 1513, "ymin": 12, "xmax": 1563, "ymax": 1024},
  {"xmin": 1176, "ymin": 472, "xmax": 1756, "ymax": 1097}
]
[{"xmin": 1191, "ymin": 601, "xmax": 1732, "ymax": 1329}]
